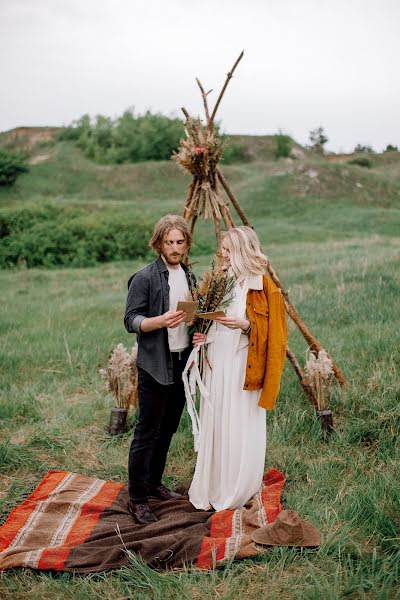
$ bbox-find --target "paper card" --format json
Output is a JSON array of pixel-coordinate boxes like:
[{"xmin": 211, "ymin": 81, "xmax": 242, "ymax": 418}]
[
  {"xmin": 196, "ymin": 310, "xmax": 226, "ymax": 320},
  {"xmin": 176, "ymin": 300, "xmax": 199, "ymax": 322}
]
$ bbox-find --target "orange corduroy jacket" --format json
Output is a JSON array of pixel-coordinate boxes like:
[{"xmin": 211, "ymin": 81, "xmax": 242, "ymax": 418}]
[{"xmin": 243, "ymin": 274, "xmax": 287, "ymax": 410}]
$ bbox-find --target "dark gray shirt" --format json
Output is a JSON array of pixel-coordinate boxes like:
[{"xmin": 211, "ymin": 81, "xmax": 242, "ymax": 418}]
[{"xmin": 124, "ymin": 256, "xmax": 195, "ymax": 385}]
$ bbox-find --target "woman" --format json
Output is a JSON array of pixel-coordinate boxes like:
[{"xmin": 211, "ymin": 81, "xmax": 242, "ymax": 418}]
[{"xmin": 188, "ymin": 227, "xmax": 287, "ymax": 511}]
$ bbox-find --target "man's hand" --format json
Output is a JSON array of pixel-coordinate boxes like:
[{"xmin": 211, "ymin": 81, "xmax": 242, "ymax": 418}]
[
  {"xmin": 215, "ymin": 316, "xmax": 250, "ymax": 331},
  {"xmin": 161, "ymin": 310, "xmax": 187, "ymax": 329},
  {"xmin": 140, "ymin": 310, "xmax": 187, "ymax": 333}
]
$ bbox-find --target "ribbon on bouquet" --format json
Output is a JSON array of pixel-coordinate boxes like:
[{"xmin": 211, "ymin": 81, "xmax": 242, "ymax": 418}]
[{"xmin": 182, "ymin": 342, "xmax": 211, "ymax": 452}]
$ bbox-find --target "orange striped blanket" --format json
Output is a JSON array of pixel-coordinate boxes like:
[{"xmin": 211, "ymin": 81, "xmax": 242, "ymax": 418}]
[{"xmin": 0, "ymin": 468, "xmax": 285, "ymax": 572}]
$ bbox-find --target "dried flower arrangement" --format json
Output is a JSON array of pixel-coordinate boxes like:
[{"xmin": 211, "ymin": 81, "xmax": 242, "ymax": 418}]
[
  {"xmin": 187, "ymin": 260, "xmax": 235, "ymax": 373},
  {"xmin": 305, "ymin": 349, "xmax": 334, "ymax": 411},
  {"xmin": 99, "ymin": 343, "xmax": 138, "ymax": 410},
  {"xmin": 172, "ymin": 118, "xmax": 226, "ymax": 220}
]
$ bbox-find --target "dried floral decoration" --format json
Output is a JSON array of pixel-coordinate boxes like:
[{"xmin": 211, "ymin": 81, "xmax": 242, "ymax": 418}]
[
  {"xmin": 305, "ymin": 349, "xmax": 334, "ymax": 411},
  {"xmin": 187, "ymin": 260, "xmax": 235, "ymax": 373},
  {"xmin": 172, "ymin": 118, "xmax": 226, "ymax": 220},
  {"xmin": 99, "ymin": 344, "xmax": 138, "ymax": 410}
]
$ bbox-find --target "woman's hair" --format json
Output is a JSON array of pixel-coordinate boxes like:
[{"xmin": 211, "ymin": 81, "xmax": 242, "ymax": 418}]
[
  {"xmin": 222, "ymin": 226, "xmax": 268, "ymax": 277},
  {"xmin": 149, "ymin": 214, "xmax": 193, "ymax": 254}
]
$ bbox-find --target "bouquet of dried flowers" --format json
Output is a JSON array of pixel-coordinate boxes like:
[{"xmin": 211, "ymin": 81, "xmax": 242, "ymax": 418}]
[
  {"xmin": 99, "ymin": 344, "xmax": 138, "ymax": 410},
  {"xmin": 172, "ymin": 118, "xmax": 226, "ymax": 220},
  {"xmin": 187, "ymin": 260, "xmax": 235, "ymax": 373},
  {"xmin": 173, "ymin": 117, "xmax": 223, "ymax": 179},
  {"xmin": 305, "ymin": 349, "xmax": 334, "ymax": 411}
]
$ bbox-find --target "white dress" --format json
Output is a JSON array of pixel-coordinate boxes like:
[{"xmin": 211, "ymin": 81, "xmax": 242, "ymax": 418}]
[{"xmin": 188, "ymin": 277, "xmax": 266, "ymax": 511}]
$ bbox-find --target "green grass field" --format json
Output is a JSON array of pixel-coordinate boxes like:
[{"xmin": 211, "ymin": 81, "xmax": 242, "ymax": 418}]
[{"xmin": 0, "ymin": 139, "xmax": 399, "ymax": 598}]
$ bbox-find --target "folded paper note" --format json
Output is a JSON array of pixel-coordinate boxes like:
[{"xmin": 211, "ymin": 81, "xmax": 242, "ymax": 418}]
[
  {"xmin": 176, "ymin": 300, "xmax": 199, "ymax": 322},
  {"xmin": 196, "ymin": 310, "xmax": 226, "ymax": 320}
]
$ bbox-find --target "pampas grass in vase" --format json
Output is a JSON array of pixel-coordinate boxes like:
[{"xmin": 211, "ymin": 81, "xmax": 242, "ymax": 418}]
[
  {"xmin": 100, "ymin": 343, "xmax": 138, "ymax": 434},
  {"xmin": 305, "ymin": 349, "xmax": 335, "ymax": 436}
]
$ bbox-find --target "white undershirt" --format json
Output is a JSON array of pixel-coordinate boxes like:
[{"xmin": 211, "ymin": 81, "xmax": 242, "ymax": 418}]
[{"xmin": 167, "ymin": 265, "xmax": 190, "ymax": 352}]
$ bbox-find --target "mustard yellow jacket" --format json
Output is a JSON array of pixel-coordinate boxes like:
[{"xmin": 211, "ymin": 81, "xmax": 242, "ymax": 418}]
[{"xmin": 243, "ymin": 274, "xmax": 287, "ymax": 410}]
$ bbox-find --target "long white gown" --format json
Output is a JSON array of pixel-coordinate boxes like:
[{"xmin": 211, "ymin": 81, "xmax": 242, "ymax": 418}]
[{"xmin": 188, "ymin": 277, "xmax": 266, "ymax": 511}]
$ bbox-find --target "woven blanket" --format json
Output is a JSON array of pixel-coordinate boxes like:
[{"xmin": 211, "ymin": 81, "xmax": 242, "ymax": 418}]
[{"xmin": 0, "ymin": 468, "xmax": 285, "ymax": 572}]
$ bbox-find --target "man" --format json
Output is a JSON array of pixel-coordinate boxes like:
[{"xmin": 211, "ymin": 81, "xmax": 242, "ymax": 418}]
[{"xmin": 124, "ymin": 214, "xmax": 195, "ymax": 524}]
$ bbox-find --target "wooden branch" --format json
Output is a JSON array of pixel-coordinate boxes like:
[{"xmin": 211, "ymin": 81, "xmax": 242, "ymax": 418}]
[
  {"xmin": 217, "ymin": 168, "xmax": 251, "ymax": 227},
  {"xmin": 183, "ymin": 177, "xmax": 197, "ymax": 222},
  {"xmin": 286, "ymin": 346, "xmax": 318, "ymax": 408},
  {"xmin": 181, "ymin": 107, "xmax": 190, "ymax": 120},
  {"xmin": 189, "ymin": 214, "xmax": 197, "ymax": 235},
  {"xmin": 210, "ymin": 51, "xmax": 244, "ymax": 126},
  {"xmin": 196, "ymin": 78, "xmax": 212, "ymax": 128},
  {"xmin": 215, "ymin": 174, "xmax": 235, "ymax": 228},
  {"xmin": 213, "ymin": 215, "xmax": 222, "ymax": 253},
  {"xmin": 266, "ymin": 261, "xmax": 347, "ymax": 386}
]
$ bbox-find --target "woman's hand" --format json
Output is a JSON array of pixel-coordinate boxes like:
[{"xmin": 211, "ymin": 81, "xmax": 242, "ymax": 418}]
[
  {"xmin": 215, "ymin": 316, "xmax": 250, "ymax": 331},
  {"xmin": 192, "ymin": 332, "xmax": 207, "ymax": 347}
]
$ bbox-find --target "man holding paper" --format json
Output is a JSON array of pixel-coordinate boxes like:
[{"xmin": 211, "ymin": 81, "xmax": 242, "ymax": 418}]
[{"xmin": 124, "ymin": 214, "xmax": 195, "ymax": 524}]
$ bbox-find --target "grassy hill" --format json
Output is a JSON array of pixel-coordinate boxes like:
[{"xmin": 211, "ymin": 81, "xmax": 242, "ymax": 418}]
[{"xmin": 0, "ymin": 133, "xmax": 399, "ymax": 598}]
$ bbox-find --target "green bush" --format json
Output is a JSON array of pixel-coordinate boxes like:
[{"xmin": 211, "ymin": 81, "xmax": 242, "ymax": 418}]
[
  {"xmin": 348, "ymin": 157, "xmax": 372, "ymax": 168},
  {"xmin": 61, "ymin": 109, "xmax": 184, "ymax": 164},
  {"xmin": 221, "ymin": 142, "xmax": 249, "ymax": 164},
  {"xmin": 0, "ymin": 204, "xmax": 153, "ymax": 268},
  {"xmin": 0, "ymin": 149, "xmax": 29, "ymax": 186},
  {"xmin": 274, "ymin": 133, "xmax": 292, "ymax": 158}
]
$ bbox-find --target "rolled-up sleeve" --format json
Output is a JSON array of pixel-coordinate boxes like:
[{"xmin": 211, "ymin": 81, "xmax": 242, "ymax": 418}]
[
  {"xmin": 258, "ymin": 290, "xmax": 287, "ymax": 410},
  {"xmin": 124, "ymin": 272, "xmax": 149, "ymax": 334}
]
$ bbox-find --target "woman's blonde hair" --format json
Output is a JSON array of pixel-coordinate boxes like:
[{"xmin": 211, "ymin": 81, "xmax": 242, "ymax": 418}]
[
  {"xmin": 222, "ymin": 226, "xmax": 268, "ymax": 277},
  {"xmin": 149, "ymin": 214, "xmax": 192, "ymax": 254}
]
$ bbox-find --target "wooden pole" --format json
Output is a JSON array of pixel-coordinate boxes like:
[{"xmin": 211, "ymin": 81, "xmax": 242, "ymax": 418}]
[
  {"xmin": 217, "ymin": 168, "xmax": 251, "ymax": 227},
  {"xmin": 183, "ymin": 177, "xmax": 198, "ymax": 221},
  {"xmin": 210, "ymin": 51, "xmax": 244, "ymax": 127},
  {"xmin": 196, "ymin": 78, "xmax": 212, "ymax": 129},
  {"xmin": 286, "ymin": 346, "xmax": 318, "ymax": 407},
  {"xmin": 215, "ymin": 174, "xmax": 235, "ymax": 228},
  {"xmin": 265, "ymin": 262, "xmax": 347, "ymax": 386}
]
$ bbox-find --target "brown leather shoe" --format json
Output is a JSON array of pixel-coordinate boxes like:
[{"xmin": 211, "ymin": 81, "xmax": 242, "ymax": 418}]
[
  {"xmin": 127, "ymin": 500, "xmax": 158, "ymax": 524},
  {"xmin": 150, "ymin": 484, "xmax": 183, "ymax": 501}
]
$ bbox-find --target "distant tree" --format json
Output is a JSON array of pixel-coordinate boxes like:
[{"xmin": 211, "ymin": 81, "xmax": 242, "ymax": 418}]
[
  {"xmin": 61, "ymin": 109, "xmax": 184, "ymax": 164},
  {"xmin": 384, "ymin": 144, "xmax": 398, "ymax": 152},
  {"xmin": 274, "ymin": 131, "xmax": 292, "ymax": 158},
  {"xmin": 354, "ymin": 144, "xmax": 374, "ymax": 153},
  {"xmin": 348, "ymin": 157, "xmax": 372, "ymax": 168},
  {"xmin": 0, "ymin": 149, "xmax": 29, "ymax": 186},
  {"xmin": 309, "ymin": 126, "xmax": 328, "ymax": 154}
]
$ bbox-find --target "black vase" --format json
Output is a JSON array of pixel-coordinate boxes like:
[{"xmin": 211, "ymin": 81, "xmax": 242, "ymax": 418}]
[
  {"xmin": 109, "ymin": 407, "xmax": 128, "ymax": 435},
  {"xmin": 316, "ymin": 408, "xmax": 334, "ymax": 438}
]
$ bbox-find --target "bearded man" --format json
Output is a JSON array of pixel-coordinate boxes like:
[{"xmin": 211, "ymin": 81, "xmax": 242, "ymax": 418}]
[{"xmin": 124, "ymin": 214, "xmax": 195, "ymax": 524}]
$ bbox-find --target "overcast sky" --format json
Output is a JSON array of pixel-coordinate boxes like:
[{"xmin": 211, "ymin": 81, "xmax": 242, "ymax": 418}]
[{"xmin": 1, "ymin": 0, "xmax": 399, "ymax": 152}]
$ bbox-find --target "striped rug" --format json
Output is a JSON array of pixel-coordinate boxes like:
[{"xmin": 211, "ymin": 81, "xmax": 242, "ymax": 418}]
[{"xmin": 0, "ymin": 468, "xmax": 285, "ymax": 572}]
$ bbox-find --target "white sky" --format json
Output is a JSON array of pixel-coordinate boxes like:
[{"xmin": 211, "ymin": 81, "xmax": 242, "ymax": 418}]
[{"xmin": 0, "ymin": 0, "xmax": 399, "ymax": 152}]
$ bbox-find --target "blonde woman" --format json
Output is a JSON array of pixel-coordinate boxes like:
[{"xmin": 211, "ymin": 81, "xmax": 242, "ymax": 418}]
[{"xmin": 188, "ymin": 227, "xmax": 287, "ymax": 511}]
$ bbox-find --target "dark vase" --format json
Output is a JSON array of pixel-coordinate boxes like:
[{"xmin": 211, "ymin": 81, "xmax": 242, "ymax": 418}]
[
  {"xmin": 316, "ymin": 408, "xmax": 334, "ymax": 438},
  {"xmin": 109, "ymin": 407, "xmax": 128, "ymax": 435}
]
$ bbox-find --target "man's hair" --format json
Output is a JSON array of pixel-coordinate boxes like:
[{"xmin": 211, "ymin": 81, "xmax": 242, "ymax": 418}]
[{"xmin": 149, "ymin": 214, "xmax": 193, "ymax": 254}]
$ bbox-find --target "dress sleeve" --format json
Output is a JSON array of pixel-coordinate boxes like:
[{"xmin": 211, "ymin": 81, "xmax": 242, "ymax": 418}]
[{"xmin": 258, "ymin": 288, "xmax": 287, "ymax": 410}]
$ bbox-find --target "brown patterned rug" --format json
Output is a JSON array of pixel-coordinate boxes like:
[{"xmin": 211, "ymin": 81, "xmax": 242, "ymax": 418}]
[{"xmin": 0, "ymin": 468, "xmax": 285, "ymax": 572}]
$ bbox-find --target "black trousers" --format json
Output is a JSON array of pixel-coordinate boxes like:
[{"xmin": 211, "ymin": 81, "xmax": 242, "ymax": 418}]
[{"xmin": 128, "ymin": 349, "xmax": 190, "ymax": 503}]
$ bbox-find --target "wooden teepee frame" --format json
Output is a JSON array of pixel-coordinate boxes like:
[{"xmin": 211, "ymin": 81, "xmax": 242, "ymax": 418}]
[{"xmin": 175, "ymin": 52, "xmax": 347, "ymax": 407}]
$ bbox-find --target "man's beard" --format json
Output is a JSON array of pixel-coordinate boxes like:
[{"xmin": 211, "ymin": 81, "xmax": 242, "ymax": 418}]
[{"xmin": 162, "ymin": 252, "xmax": 182, "ymax": 266}]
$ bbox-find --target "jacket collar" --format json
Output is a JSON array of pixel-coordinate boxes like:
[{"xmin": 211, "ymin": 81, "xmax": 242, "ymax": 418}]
[{"xmin": 247, "ymin": 273, "xmax": 263, "ymax": 290}]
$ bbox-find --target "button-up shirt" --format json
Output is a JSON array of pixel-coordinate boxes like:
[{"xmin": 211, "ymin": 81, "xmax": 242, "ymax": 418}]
[{"xmin": 124, "ymin": 256, "xmax": 195, "ymax": 385}]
